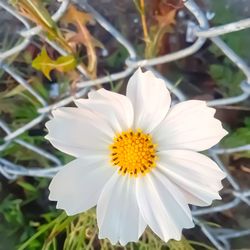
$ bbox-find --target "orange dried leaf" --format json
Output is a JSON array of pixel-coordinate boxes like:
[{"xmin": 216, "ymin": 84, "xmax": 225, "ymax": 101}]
[
  {"xmin": 61, "ymin": 5, "xmax": 103, "ymax": 77},
  {"xmin": 155, "ymin": 8, "xmax": 177, "ymax": 27},
  {"xmin": 61, "ymin": 5, "xmax": 94, "ymax": 26},
  {"xmin": 13, "ymin": 0, "xmax": 72, "ymax": 52}
]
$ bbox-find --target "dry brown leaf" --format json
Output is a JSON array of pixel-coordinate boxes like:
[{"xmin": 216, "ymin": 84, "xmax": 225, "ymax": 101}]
[
  {"xmin": 61, "ymin": 5, "xmax": 102, "ymax": 78},
  {"xmin": 13, "ymin": 0, "xmax": 72, "ymax": 52},
  {"xmin": 155, "ymin": 8, "xmax": 177, "ymax": 27},
  {"xmin": 154, "ymin": 0, "xmax": 183, "ymax": 27}
]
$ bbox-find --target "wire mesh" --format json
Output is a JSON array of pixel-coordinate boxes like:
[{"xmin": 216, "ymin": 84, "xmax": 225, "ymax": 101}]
[{"xmin": 0, "ymin": 0, "xmax": 250, "ymax": 249}]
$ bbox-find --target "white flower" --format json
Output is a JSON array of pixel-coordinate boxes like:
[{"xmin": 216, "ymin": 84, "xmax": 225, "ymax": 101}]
[{"xmin": 45, "ymin": 68, "xmax": 227, "ymax": 245}]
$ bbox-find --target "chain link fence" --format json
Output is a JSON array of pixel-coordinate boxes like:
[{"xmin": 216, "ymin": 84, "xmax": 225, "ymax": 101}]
[{"xmin": 0, "ymin": 0, "xmax": 250, "ymax": 249}]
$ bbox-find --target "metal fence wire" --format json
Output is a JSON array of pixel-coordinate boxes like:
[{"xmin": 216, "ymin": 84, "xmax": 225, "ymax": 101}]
[{"xmin": 0, "ymin": 0, "xmax": 250, "ymax": 249}]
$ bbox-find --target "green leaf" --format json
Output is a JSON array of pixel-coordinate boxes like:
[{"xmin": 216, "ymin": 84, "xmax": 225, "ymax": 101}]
[
  {"xmin": 17, "ymin": 181, "xmax": 36, "ymax": 193},
  {"xmin": 189, "ymin": 240, "xmax": 215, "ymax": 250},
  {"xmin": 244, "ymin": 117, "xmax": 250, "ymax": 127},
  {"xmin": 4, "ymin": 85, "xmax": 26, "ymax": 98},
  {"xmin": 209, "ymin": 62, "xmax": 244, "ymax": 96},
  {"xmin": 106, "ymin": 46, "xmax": 128, "ymax": 68},
  {"xmin": 0, "ymin": 195, "xmax": 24, "ymax": 226},
  {"xmin": 222, "ymin": 117, "xmax": 250, "ymax": 152},
  {"xmin": 222, "ymin": 127, "xmax": 250, "ymax": 147},
  {"xmin": 167, "ymin": 236, "xmax": 195, "ymax": 250},
  {"xmin": 32, "ymin": 47, "xmax": 77, "ymax": 80},
  {"xmin": 209, "ymin": 64, "xmax": 224, "ymax": 79}
]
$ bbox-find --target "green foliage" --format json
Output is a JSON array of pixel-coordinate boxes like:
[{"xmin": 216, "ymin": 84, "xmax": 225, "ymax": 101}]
[
  {"xmin": 222, "ymin": 117, "xmax": 250, "ymax": 158},
  {"xmin": 0, "ymin": 85, "xmax": 50, "ymax": 165},
  {"xmin": 211, "ymin": 1, "xmax": 236, "ymax": 25},
  {"xmin": 211, "ymin": 1, "xmax": 250, "ymax": 57},
  {"xmin": 0, "ymin": 178, "xmax": 57, "ymax": 250},
  {"xmin": 3, "ymin": 85, "xmax": 26, "ymax": 98},
  {"xmin": 167, "ymin": 237, "xmax": 195, "ymax": 250},
  {"xmin": 0, "ymin": 195, "xmax": 24, "ymax": 228},
  {"xmin": 209, "ymin": 60, "xmax": 244, "ymax": 96},
  {"xmin": 18, "ymin": 209, "xmax": 203, "ymax": 250},
  {"xmin": 208, "ymin": 2, "xmax": 249, "ymax": 96},
  {"xmin": 0, "ymin": 195, "xmax": 36, "ymax": 250},
  {"xmin": 106, "ymin": 46, "xmax": 128, "ymax": 69},
  {"xmin": 222, "ymin": 118, "xmax": 250, "ymax": 148}
]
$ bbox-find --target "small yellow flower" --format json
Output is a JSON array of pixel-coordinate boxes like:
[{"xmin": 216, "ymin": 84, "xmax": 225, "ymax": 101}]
[{"xmin": 45, "ymin": 68, "xmax": 227, "ymax": 245}]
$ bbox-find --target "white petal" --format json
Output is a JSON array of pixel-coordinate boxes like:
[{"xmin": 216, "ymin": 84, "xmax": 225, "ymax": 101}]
[
  {"xmin": 136, "ymin": 170, "xmax": 194, "ymax": 242},
  {"xmin": 97, "ymin": 173, "xmax": 146, "ymax": 245},
  {"xmin": 45, "ymin": 107, "xmax": 113, "ymax": 158},
  {"xmin": 79, "ymin": 88, "xmax": 134, "ymax": 132},
  {"xmin": 153, "ymin": 100, "xmax": 228, "ymax": 151},
  {"xmin": 157, "ymin": 150, "xmax": 226, "ymax": 206},
  {"xmin": 75, "ymin": 99, "xmax": 122, "ymax": 133},
  {"xmin": 49, "ymin": 157, "xmax": 115, "ymax": 216},
  {"xmin": 126, "ymin": 68, "xmax": 171, "ymax": 133}
]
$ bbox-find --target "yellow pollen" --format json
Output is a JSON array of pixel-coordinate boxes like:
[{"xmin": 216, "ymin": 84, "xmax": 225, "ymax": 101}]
[{"xmin": 109, "ymin": 129, "xmax": 157, "ymax": 177}]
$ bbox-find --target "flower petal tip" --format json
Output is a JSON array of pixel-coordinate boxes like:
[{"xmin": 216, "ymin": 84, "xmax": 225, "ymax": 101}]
[
  {"xmin": 55, "ymin": 202, "xmax": 77, "ymax": 216},
  {"xmin": 44, "ymin": 134, "xmax": 48, "ymax": 140},
  {"xmin": 222, "ymin": 127, "xmax": 229, "ymax": 137},
  {"xmin": 135, "ymin": 67, "xmax": 143, "ymax": 73},
  {"xmin": 73, "ymin": 98, "xmax": 80, "ymax": 106}
]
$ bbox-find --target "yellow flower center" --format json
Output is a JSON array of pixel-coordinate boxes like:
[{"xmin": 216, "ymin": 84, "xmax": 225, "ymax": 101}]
[{"xmin": 109, "ymin": 129, "xmax": 157, "ymax": 177}]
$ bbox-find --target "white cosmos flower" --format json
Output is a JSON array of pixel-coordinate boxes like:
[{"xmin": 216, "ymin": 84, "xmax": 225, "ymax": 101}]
[{"xmin": 45, "ymin": 68, "xmax": 228, "ymax": 245}]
